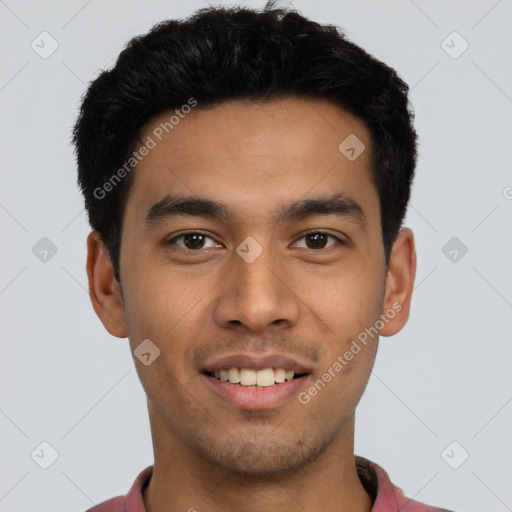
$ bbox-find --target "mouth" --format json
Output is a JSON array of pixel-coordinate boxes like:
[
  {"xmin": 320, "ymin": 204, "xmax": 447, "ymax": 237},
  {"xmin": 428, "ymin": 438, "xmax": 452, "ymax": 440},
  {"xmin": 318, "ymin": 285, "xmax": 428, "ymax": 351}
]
[
  {"xmin": 199, "ymin": 353, "xmax": 313, "ymax": 409},
  {"xmin": 201, "ymin": 367, "xmax": 311, "ymax": 410},
  {"xmin": 203, "ymin": 368, "xmax": 309, "ymax": 389}
]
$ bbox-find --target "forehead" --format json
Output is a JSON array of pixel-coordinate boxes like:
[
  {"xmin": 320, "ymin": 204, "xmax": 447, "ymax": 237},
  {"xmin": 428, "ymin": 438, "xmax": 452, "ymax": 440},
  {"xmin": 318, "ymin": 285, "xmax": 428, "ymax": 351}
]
[{"xmin": 124, "ymin": 96, "xmax": 378, "ymax": 225}]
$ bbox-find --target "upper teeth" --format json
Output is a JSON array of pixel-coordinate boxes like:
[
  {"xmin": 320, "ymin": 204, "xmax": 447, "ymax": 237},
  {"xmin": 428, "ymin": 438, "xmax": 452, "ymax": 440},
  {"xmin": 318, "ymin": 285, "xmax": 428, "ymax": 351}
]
[{"xmin": 213, "ymin": 368, "xmax": 295, "ymax": 387}]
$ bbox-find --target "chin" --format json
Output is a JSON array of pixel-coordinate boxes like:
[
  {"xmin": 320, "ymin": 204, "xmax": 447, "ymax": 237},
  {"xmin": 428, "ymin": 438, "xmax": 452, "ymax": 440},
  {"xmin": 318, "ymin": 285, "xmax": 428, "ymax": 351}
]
[{"xmin": 200, "ymin": 435, "xmax": 330, "ymax": 479}]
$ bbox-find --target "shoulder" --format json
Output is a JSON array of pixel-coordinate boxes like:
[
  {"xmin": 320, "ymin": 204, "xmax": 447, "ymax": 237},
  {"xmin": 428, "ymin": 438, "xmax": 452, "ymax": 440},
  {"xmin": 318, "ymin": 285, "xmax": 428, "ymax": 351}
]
[
  {"xmin": 83, "ymin": 465, "xmax": 154, "ymax": 512},
  {"xmin": 85, "ymin": 495, "xmax": 125, "ymax": 512},
  {"xmin": 355, "ymin": 456, "xmax": 455, "ymax": 512}
]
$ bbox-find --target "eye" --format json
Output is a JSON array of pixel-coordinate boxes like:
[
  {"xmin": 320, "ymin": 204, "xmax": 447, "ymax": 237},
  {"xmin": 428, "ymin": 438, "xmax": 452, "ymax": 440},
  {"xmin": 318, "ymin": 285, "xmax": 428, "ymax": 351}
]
[
  {"xmin": 165, "ymin": 231, "xmax": 345, "ymax": 252},
  {"xmin": 166, "ymin": 232, "xmax": 221, "ymax": 251},
  {"xmin": 293, "ymin": 231, "xmax": 344, "ymax": 250}
]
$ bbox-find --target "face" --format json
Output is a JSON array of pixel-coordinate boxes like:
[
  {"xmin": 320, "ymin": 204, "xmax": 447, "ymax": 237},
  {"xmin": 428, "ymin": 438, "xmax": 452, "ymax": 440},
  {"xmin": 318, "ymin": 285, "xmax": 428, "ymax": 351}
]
[{"xmin": 87, "ymin": 96, "xmax": 416, "ymax": 478}]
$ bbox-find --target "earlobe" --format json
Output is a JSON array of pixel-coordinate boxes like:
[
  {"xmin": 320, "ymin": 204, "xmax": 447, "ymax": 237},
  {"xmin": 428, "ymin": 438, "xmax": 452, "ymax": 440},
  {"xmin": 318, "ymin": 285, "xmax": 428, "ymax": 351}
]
[
  {"xmin": 86, "ymin": 231, "xmax": 128, "ymax": 338},
  {"xmin": 379, "ymin": 228, "xmax": 417, "ymax": 337}
]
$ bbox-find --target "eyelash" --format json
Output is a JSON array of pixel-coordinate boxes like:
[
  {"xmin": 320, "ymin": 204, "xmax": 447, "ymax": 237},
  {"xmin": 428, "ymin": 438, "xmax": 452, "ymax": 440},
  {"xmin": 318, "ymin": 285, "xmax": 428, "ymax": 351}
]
[{"xmin": 165, "ymin": 231, "xmax": 345, "ymax": 251}]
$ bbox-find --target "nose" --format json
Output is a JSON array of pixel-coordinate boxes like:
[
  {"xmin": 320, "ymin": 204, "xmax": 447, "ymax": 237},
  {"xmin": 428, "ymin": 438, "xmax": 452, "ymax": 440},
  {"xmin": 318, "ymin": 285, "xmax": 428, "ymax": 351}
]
[{"xmin": 212, "ymin": 242, "xmax": 300, "ymax": 334}]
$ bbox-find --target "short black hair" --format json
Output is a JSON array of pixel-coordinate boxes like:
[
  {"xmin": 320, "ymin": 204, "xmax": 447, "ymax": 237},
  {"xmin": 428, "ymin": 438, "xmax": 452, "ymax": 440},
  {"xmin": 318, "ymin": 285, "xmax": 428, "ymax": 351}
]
[{"xmin": 73, "ymin": 4, "xmax": 417, "ymax": 282}]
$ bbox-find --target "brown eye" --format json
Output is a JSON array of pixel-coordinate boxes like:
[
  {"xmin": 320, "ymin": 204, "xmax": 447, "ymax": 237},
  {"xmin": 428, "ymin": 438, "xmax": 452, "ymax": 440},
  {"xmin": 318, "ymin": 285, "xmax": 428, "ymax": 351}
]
[
  {"xmin": 293, "ymin": 232, "xmax": 342, "ymax": 250},
  {"xmin": 167, "ymin": 232, "xmax": 220, "ymax": 250}
]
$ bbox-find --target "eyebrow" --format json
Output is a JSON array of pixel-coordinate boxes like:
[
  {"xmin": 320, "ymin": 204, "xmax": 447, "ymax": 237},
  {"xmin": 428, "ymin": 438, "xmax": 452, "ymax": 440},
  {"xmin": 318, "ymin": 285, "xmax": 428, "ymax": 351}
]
[{"xmin": 144, "ymin": 192, "xmax": 366, "ymax": 229}]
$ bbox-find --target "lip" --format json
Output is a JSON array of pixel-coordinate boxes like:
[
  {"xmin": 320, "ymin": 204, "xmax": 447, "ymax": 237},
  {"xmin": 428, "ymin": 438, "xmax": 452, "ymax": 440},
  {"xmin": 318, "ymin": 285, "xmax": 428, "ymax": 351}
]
[
  {"xmin": 201, "ymin": 372, "xmax": 311, "ymax": 410},
  {"xmin": 200, "ymin": 353, "xmax": 313, "ymax": 373}
]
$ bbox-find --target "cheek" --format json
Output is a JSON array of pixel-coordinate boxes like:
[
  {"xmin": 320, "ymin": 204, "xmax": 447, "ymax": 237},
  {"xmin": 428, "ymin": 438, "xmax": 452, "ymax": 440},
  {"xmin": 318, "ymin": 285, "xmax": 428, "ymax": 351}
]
[
  {"xmin": 122, "ymin": 259, "xmax": 197, "ymax": 333},
  {"xmin": 304, "ymin": 264, "xmax": 383, "ymax": 329},
  {"xmin": 122, "ymin": 273, "xmax": 194, "ymax": 402},
  {"xmin": 121, "ymin": 262, "xmax": 210, "ymax": 375},
  {"xmin": 303, "ymin": 270, "xmax": 383, "ymax": 389}
]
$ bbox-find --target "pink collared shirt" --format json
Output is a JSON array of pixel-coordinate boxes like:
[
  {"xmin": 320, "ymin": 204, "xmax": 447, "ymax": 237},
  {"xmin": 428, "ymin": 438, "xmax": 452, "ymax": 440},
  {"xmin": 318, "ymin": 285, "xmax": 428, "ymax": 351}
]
[{"xmin": 85, "ymin": 456, "xmax": 454, "ymax": 512}]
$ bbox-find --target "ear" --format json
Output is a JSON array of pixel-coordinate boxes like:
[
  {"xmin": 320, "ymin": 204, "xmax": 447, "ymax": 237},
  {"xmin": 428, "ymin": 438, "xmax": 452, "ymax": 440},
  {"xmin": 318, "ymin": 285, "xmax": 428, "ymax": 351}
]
[
  {"xmin": 379, "ymin": 228, "xmax": 417, "ymax": 337},
  {"xmin": 86, "ymin": 231, "xmax": 127, "ymax": 338}
]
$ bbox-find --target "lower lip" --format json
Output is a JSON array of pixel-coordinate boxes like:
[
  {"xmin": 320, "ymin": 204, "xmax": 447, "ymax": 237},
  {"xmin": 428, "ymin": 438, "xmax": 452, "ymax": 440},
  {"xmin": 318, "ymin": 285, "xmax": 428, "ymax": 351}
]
[{"xmin": 201, "ymin": 374, "xmax": 310, "ymax": 410}]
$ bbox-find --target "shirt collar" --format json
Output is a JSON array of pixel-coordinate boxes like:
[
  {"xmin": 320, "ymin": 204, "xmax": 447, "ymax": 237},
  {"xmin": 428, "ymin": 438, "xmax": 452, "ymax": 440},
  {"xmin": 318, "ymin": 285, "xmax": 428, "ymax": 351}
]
[{"xmin": 116, "ymin": 456, "xmax": 451, "ymax": 512}]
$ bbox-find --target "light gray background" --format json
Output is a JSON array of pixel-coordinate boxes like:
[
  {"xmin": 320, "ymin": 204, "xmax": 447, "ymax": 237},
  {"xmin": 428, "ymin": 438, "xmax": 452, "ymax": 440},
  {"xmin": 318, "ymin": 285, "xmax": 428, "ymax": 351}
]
[{"xmin": 1, "ymin": 0, "xmax": 511, "ymax": 511}]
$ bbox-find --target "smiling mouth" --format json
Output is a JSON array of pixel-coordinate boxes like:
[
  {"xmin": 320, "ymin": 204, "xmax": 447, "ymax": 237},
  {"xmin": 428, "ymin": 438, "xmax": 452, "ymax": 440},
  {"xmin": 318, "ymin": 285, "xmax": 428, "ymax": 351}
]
[{"xmin": 204, "ymin": 368, "xmax": 309, "ymax": 388}]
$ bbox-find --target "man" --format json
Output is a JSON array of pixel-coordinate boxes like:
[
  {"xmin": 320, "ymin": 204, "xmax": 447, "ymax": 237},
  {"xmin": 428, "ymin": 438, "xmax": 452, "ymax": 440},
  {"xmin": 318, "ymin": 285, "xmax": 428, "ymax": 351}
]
[{"xmin": 73, "ymin": 3, "xmax": 454, "ymax": 511}]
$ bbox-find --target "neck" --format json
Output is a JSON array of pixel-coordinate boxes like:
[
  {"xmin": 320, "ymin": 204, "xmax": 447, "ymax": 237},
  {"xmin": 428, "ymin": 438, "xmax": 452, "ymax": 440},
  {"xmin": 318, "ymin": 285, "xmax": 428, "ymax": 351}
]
[{"xmin": 143, "ymin": 403, "xmax": 372, "ymax": 512}]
